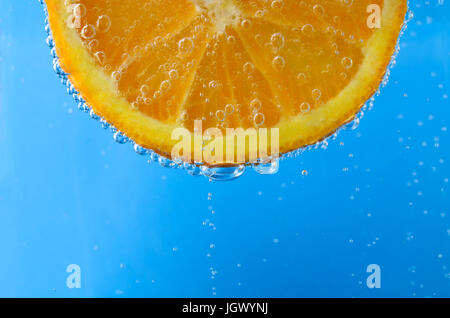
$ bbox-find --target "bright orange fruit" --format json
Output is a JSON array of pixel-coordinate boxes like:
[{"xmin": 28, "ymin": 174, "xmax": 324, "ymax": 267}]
[{"xmin": 45, "ymin": 0, "xmax": 407, "ymax": 165}]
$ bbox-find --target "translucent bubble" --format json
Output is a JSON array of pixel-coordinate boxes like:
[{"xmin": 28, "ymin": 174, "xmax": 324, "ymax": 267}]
[
  {"xmin": 88, "ymin": 39, "xmax": 99, "ymax": 50},
  {"xmin": 227, "ymin": 35, "xmax": 236, "ymax": 45},
  {"xmin": 81, "ymin": 24, "xmax": 96, "ymax": 39},
  {"xmin": 178, "ymin": 37, "xmax": 194, "ymax": 54},
  {"xmin": 111, "ymin": 71, "xmax": 121, "ymax": 81},
  {"xmin": 342, "ymin": 57, "xmax": 353, "ymax": 69},
  {"xmin": 243, "ymin": 62, "xmax": 255, "ymax": 74},
  {"xmin": 271, "ymin": 0, "xmax": 284, "ymax": 10},
  {"xmin": 255, "ymin": 10, "xmax": 265, "ymax": 18},
  {"xmin": 209, "ymin": 80, "xmax": 219, "ymax": 89},
  {"xmin": 271, "ymin": 33, "xmax": 285, "ymax": 50},
  {"xmin": 169, "ymin": 69, "xmax": 179, "ymax": 80},
  {"xmin": 225, "ymin": 104, "xmax": 235, "ymax": 114},
  {"xmin": 160, "ymin": 80, "xmax": 171, "ymax": 92},
  {"xmin": 301, "ymin": 24, "xmax": 314, "ymax": 36},
  {"xmin": 313, "ymin": 4, "xmax": 325, "ymax": 17},
  {"xmin": 113, "ymin": 131, "xmax": 128, "ymax": 144},
  {"xmin": 201, "ymin": 165, "xmax": 246, "ymax": 181},
  {"xmin": 272, "ymin": 56, "xmax": 285, "ymax": 71},
  {"xmin": 140, "ymin": 84, "xmax": 150, "ymax": 95},
  {"xmin": 342, "ymin": 0, "xmax": 353, "ymax": 6},
  {"xmin": 254, "ymin": 159, "xmax": 279, "ymax": 175},
  {"xmin": 96, "ymin": 15, "xmax": 111, "ymax": 33},
  {"xmin": 134, "ymin": 144, "xmax": 148, "ymax": 155},
  {"xmin": 297, "ymin": 73, "xmax": 307, "ymax": 82},
  {"xmin": 300, "ymin": 102, "xmax": 311, "ymax": 113},
  {"xmin": 240, "ymin": 19, "xmax": 252, "ymax": 29},
  {"xmin": 215, "ymin": 110, "xmax": 226, "ymax": 122},
  {"xmin": 94, "ymin": 51, "xmax": 106, "ymax": 65},
  {"xmin": 312, "ymin": 88, "xmax": 322, "ymax": 100},
  {"xmin": 250, "ymin": 98, "xmax": 262, "ymax": 112},
  {"xmin": 73, "ymin": 3, "xmax": 86, "ymax": 18},
  {"xmin": 253, "ymin": 112, "xmax": 265, "ymax": 127}
]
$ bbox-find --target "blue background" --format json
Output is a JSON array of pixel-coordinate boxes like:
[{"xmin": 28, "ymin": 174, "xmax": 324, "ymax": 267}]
[{"xmin": 0, "ymin": 0, "xmax": 449, "ymax": 298}]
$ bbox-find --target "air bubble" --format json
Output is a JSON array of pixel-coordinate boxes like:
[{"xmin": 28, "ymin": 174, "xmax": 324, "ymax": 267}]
[
  {"xmin": 140, "ymin": 84, "xmax": 150, "ymax": 95},
  {"xmin": 160, "ymin": 80, "xmax": 171, "ymax": 92},
  {"xmin": 271, "ymin": 0, "xmax": 284, "ymax": 10},
  {"xmin": 111, "ymin": 71, "xmax": 121, "ymax": 81},
  {"xmin": 272, "ymin": 56, "xmax": 285, "ymax": 71},
  {"xmin": 169, "ymin": 69, "xmax": 179, "ymax": 80},
  {"xmin": 178, "ymin": 37, "xmax": 194, "ymax": 54},
  {"xmin": 94, "ymin": 51, "xmax": 106, "ymax": 65},
  {"xmin": 81, "ymin": 24, "xmax": 96, "ymax": 39},
  {"xmin": 73, "ymin": 4, "xmax": 86, "ymax": 18},
  {"xmin": 270, "ymin": 33, "xmax": 285, "ymax": 50},
  {"xmin": 225, "ymin": 104, "xmax": 235, "ymax": 114},
  {"xmin": 250, "ymin": 98, "xmax": 262, "ymax": 112},
  {"xmin": 243, "ymin": 62, "xmax": 255, "ymax": 74},
  {"xmin": 313, "ymin": 4, "xmax": 325, "ymax": 17},
  {"xmin": 342, "ymin": 57, "xmax": 353, "ymax": 69},
  {"xmin": 301, "ymin": 24, "xmax": 314, "ymax": 36},
  {"xmin": 240, "ymin": 19, "xmax": 252, "ymax": 29},
  {"xmin": 215, "ymin": 110, "xmax": 226, "ymax": 122},
  {"xmin": 96, "ymin": 15, "xmax": 111, "ymax": 33},
  {"xmin": 312, "ymin": 89, "xmax": 322, "ymax": 100},
  {"xmin": 254, "ymin": 159, "xmax": 279, "ymax": 175},
  {"xmin": 300, "ymin": 102, "xmax": 311, "ymax": 113},
  {"xmin": 253, "ymin": 112, "xmax": 265, "ymax": 127}
]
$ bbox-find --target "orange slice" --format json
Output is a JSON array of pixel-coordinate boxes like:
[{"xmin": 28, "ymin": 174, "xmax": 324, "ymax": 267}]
[{"xmin": 45, "ymin": 0, "xmax": 407, "ymax": 165}]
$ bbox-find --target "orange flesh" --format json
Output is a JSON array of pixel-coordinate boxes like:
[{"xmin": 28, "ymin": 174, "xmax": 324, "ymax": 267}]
[{"xmin": 46, "ymin": 0, "xmax": 407, "ymax": 163}]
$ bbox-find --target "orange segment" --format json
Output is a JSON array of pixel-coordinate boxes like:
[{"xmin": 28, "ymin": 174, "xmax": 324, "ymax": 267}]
[{"xmin": 45, "ymin": 0, "xmax": 407, "ymax": 164}]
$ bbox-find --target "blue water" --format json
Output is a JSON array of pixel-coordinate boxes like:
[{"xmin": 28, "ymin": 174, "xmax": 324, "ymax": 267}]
[{"xmin": 0, "ymin": 0, "xmax": 449, "ymax": 298}]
